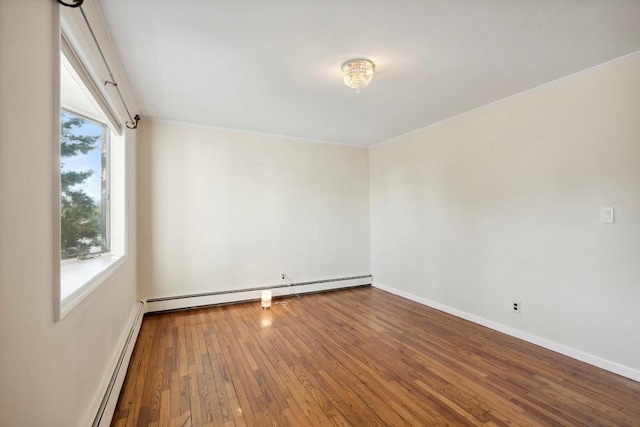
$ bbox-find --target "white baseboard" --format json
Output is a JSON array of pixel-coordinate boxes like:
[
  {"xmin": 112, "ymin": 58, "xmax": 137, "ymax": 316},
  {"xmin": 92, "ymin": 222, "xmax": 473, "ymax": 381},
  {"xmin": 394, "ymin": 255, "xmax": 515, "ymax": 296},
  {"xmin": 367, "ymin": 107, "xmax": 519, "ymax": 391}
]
[
  {"xmin": 145, "ymin": 275, "xmax": 372, "ymax": 313},
  {"xmin": 373, "ymin": 282, "xmax": 640, "ymax": 383},
  {"xmin": 84, "ymin": 301, "xmax": 145, "ymax": 427}
]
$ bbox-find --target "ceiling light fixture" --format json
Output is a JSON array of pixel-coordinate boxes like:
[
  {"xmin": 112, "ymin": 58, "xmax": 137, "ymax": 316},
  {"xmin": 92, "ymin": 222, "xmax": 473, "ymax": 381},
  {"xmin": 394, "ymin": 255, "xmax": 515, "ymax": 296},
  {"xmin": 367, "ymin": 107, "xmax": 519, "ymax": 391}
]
[{"xmin": 342, "ymin": 59, "xmax": 375, "ymax": 93}]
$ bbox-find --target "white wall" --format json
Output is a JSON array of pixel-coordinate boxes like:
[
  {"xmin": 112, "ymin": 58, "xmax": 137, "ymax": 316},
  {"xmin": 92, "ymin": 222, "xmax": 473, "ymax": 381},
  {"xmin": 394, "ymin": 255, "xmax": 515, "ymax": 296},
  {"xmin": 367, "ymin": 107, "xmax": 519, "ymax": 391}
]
[
  {"xmin": 370, "ymin": 53, "xmax": 640, "ymax": 374},
  {"xmin": 138, "ymin": 120, "xmax": 370, "ymax": 299},
  {"xmin": 0, "ymin": 2, "xmax": 138, "ymax": 426}
]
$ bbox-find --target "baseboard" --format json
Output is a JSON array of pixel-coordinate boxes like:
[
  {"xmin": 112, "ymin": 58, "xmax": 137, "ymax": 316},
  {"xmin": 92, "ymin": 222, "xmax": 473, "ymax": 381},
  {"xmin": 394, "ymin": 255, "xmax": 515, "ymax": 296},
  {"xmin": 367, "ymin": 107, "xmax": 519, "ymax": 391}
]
[
  {"xmin": 145, "ymin": 275, "xmax": 372, "ymax": 313},
  {"xmin": 84, "ymin": 301, "xmax": 145, "ymax": 427},
  {"xmin": 372, "ymin": 282, "xmax": 640, "ymax": 383}
]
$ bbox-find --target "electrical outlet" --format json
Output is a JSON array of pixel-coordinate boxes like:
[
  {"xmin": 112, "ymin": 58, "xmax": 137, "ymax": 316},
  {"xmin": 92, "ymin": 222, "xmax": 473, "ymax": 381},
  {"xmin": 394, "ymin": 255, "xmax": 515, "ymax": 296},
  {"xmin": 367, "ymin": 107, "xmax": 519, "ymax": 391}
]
[
  {"xmin": 600, "ymin": 207, "xmax": 614, "ymax": 223},
  {"xmin": 512, "ymin": 301, "xmax": 521, "ymax": 314},
  {"xmin": 282, "ymin": 273, "xmax": 286, "ymax": 280}
]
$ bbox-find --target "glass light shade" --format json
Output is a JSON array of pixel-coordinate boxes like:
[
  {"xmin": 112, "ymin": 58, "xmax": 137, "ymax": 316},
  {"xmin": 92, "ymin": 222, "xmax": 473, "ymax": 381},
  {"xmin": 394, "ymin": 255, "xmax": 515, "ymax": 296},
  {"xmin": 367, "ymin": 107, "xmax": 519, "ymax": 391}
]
[
  {"xmin": 342, "ymin": 59, "xmax": 375, "ymax": 92},
  {"xmin": 261, "ymin": 290, "xmax": 272, "ymax": 308}
]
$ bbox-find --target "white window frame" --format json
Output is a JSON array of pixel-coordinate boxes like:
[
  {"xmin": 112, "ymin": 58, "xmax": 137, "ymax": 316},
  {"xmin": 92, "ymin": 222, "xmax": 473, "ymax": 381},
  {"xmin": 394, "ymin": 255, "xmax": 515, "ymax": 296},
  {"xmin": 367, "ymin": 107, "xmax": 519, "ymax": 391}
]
[{"xmin": 55, "ymin": 34, "xmax": 127, "ymax": 321}]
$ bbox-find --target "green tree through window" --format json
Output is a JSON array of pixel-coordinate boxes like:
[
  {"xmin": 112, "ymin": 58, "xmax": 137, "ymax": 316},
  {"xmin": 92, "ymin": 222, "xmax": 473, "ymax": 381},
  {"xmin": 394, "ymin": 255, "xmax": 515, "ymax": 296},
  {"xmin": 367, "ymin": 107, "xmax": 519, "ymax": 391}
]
[{"xmin": 60, "ymin": 112, "xmax": 107, "ymax": 259}]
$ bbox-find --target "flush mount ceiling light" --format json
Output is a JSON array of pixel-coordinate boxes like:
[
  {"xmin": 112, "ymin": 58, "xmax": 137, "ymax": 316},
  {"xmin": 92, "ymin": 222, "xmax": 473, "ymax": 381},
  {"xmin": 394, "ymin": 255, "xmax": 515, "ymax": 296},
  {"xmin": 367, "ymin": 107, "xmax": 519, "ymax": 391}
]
[{"xmin": 342, "ymin": 59, "xmax": 375, "ymax": 93}]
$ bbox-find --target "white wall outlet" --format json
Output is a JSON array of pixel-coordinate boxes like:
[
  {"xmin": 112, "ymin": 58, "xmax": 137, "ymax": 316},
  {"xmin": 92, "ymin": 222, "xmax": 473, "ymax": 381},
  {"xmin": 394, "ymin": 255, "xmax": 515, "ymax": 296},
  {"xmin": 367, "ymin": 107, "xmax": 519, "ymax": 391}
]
[
  {"xmin": 600, "ymin": 207, "xmax": 614, "ymax": 223},
  {"xmin": 512, "ymin": 301, "xmax": 521, "ymax": 314}
]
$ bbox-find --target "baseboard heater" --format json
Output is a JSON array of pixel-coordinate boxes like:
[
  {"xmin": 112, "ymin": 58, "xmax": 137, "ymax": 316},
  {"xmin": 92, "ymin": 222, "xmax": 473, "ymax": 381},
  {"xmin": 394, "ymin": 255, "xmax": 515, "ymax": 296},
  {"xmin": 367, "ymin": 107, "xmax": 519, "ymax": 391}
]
[
  {"xmin": 145, "ymin": 274, "xmax": 372, "ymax": 313},
  {"xmin": 93, "ymin": 301, "xmax": 144, "ymax": 427}
]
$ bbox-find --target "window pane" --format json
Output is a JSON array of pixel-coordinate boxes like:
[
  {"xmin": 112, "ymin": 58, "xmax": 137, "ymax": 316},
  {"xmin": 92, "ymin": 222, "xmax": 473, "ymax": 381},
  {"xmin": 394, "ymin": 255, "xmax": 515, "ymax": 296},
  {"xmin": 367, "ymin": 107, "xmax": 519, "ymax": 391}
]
[{"xmin": 60, "ymin": 111, "xmax": 108, "ymax": 259}]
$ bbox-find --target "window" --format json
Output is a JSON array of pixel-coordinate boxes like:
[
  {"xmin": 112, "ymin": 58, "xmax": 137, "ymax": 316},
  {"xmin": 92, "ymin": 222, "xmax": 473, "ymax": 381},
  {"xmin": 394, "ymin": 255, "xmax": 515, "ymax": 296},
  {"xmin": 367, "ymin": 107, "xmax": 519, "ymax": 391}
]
[
  {"xmin": 60, "ymin": 110, "xmax": 109, "ymax": 260},
  {"xmin": 56, "ymin": 43, "xmax": 127, "ymax": 320}
]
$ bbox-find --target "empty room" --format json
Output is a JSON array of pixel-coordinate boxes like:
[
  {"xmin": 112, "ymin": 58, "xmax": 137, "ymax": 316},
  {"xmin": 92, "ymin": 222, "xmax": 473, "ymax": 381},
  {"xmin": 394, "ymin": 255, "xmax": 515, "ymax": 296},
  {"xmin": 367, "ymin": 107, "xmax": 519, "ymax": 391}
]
[{"xmin": 2, "ymin": 0, "xmax": 640, "ymax": 426}]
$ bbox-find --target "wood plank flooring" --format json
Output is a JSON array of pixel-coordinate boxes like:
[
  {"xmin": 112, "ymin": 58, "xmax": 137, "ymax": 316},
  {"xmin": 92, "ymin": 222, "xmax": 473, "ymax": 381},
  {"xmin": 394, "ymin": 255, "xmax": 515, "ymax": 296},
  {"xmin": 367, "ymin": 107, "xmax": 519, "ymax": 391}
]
[{"xmin": 112, "ymin": 287, "xmax": 640, "ymax": 426}]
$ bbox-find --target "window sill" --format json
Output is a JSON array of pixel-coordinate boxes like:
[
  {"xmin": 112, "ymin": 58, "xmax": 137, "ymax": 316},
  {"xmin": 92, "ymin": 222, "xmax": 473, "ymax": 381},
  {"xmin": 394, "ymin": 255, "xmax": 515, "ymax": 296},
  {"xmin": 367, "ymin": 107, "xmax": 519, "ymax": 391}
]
[{"xmin": 59, "ymin": 254, "xmax": 125, "ymax": 319}]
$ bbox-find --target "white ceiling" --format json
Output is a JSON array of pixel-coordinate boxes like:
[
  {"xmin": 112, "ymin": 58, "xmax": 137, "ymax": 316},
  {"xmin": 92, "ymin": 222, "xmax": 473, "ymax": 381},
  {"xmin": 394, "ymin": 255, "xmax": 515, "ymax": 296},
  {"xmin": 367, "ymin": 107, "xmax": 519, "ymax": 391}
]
[{"xmin": 99, "ymin": 0, "xmax": 640, "ymax": 147}]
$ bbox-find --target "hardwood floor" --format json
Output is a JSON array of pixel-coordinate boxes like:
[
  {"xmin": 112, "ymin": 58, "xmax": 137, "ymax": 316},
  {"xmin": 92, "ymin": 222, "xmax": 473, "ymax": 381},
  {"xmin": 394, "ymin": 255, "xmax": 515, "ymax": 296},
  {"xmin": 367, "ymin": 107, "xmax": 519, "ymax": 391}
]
[{"xmin": 112, "ymin": 287, "xmax": 640, "ymax": 426}]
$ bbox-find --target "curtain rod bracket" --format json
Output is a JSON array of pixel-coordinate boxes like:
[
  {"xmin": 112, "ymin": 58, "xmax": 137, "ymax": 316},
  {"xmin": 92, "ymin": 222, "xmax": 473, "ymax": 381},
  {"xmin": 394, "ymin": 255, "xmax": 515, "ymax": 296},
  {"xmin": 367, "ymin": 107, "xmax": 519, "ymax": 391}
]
[
  {"xmin": 57, "ymin": 0, "xmax": 84, "ymax": 7},
  {"xmin": 126, "ymin": 115, "xmax": 141, "ymax": 130}
]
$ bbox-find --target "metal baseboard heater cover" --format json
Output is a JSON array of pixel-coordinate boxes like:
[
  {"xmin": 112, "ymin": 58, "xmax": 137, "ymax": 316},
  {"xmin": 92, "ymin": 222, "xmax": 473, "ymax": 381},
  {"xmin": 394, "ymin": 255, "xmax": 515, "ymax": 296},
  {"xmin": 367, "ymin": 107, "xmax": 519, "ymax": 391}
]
[
  {"xmin": 93, "ymin": 301, "xmax": 144, "ymax": 427},
  {"xmin": 144, "ymin": 275, "xmax": 373, "ymax": 313},
  {"xmin": 147, "ymin": 275, "xmax": 372, "ymax": 303}
]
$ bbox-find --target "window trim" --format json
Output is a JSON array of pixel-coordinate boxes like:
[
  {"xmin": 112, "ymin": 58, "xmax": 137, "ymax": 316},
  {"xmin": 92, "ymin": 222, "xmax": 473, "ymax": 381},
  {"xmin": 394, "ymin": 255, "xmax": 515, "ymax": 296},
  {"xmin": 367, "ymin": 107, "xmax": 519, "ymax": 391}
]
[
  {"xmin": 55, "ymin": 4, "xmax": 138, "ymax": 322},
  {"xmin": 100, "ymin": 113, "xmax": 111, "ymax": 253},
  {"xmin": 55, "ymin": 41, "xmax": 127, "ymax": 321},
  {"xmin": 59, "ymin": 255, "xmax": 125, "ymax": 319}
]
